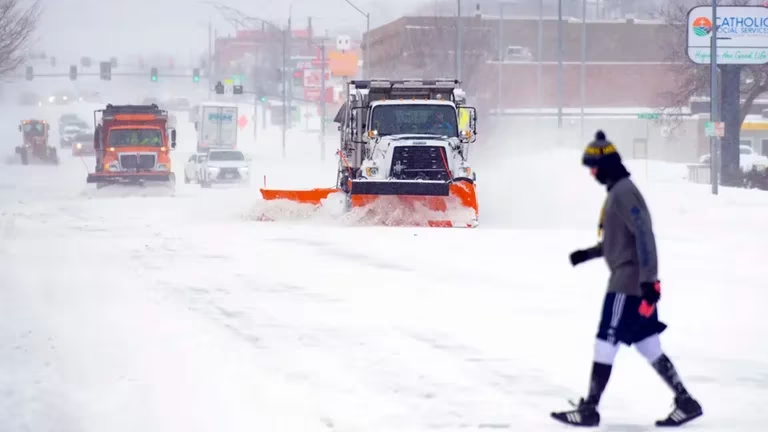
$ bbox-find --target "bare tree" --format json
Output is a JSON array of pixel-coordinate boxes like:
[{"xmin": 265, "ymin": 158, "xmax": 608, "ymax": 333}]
[
  {"xmin": 658, "ymin": 0, "xmax": 762, "ymax": 185},
  {"xmin": 0, "ymin": 0, "xmax": 40, "ymax": 78}
]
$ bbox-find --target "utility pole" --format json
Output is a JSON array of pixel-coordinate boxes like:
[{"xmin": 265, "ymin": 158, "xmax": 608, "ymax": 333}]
[
  {"xmin": 711, "ymin": 2, "xmax": 719, "ymax": 195},
  {"xmin": 457, "ymin": 0, "xmax": 462, "ymax": 81},
  {"xmin": 365, "ymin": 13, "xmax": 370, "ymax": 79},
  {"xmin": 537, "ymin": 0, "xmax": 543, "ymax": 116},
  {"xmin": 208, "ymin": 18, "xmax": 213, "ymax": 99},
  {"xmin": 580, "ymin": 0, "xmax": 587, "ymax": 143},
  {"xmin": 287, "ymin": 15, "xmax": 292, "ymax": 131},
  {"xmin": 557, "ymin": 0, "xmax": 563, "ymax": 130},
  {"xmin": 343, "ymin": 0, "xmax": 370, "ymax": 79},
  {"xmin": 497, "ymin": 3, "xmax": 503, "ymax": 115},
  {"xmin": 320, "ymin": 41, "xmax": 327, "ymax": 160},
  {"xmin": 282, "ymin": 28, "xmax": 287, "ymax": 158}
]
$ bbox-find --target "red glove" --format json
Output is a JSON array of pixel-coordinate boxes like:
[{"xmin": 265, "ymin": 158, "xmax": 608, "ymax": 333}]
[{"xmin": 638, "ymin": 280, "xmax": 661, "ymax": 318}]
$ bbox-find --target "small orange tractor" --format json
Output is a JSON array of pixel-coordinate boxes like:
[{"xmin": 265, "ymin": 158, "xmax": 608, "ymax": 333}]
[
  {"xmin": 87, "ymin": 104, "xmax": 176, "ymax": 188},
  {"xmin": 15, "ymin": 120, "xmax": 59, "ymax": 165}
]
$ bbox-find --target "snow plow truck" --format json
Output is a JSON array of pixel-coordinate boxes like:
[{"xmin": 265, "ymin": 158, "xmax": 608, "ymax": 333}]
[
  {"xmin": 260, "ymin": 79, "xmax": 479, "ymax": 227},
  {"xmin": 87, "ymin": 104, "xmax": 176, "ymax": 189},
  {"xmin": 15, "ymin": 120, "xmax": 59, "ymax": 165}
]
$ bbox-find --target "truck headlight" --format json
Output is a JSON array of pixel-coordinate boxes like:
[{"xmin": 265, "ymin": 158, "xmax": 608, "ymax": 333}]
[
  {"xmin": 207, "ymin": 167, "xmax": 219, "ymax": 174},
  {"xmin": 364, "ymin": 167, "xmax": 379, "ymax": 176},
  {"xmin": 459, "ymin": 166, "xmax": 472, "ymax": 177},
  {"xmin": 156, "ymin": 163, "xmax": 169, "ymax": 171},
  {"xmin": 75, "ymin": 143, "xmax": 82, "ymax": 149},
  {"xmin": 107, "ymin": 162, "xmax": 119, "ymax": 171}
]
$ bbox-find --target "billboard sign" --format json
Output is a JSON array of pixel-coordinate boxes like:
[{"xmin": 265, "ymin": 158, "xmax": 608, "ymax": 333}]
[
  {"xmin": 687, "ymin": 6, "xmax": 768, "ymax": 64},
  {"xmin": 303, "ymin": 68, "xmax": 332, "ymax": 87}
]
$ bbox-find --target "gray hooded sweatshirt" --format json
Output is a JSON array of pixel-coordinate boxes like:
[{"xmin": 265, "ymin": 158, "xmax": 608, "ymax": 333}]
[{"xmin": 587, "ymin": 177, "xmax": 658, "ymax": 296}]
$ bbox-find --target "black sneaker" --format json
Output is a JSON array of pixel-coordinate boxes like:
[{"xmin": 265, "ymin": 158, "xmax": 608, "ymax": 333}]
[
  {"xmin": 656, "ymin": 394, "xmax": 703, "ymax": 427},
  {"xmin": 551, "ymin": 398, "xmax": 600, "ymax": 427}
]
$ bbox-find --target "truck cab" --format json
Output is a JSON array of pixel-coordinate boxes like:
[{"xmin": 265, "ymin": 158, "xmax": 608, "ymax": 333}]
[
  {"xmin": 87, "ymin": 104, "xmax": 177, "ymax": 187},
  {"xmin": 336, "ymin": 79, "xmax": 479, "ymax": 226}
]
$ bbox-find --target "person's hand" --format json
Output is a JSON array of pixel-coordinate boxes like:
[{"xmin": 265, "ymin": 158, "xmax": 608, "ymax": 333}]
[
  {"xmin": 640, "ymin": 280, "xmax": 661, "ymax": 305},
  {"xmin": 569, "ymin": 249, "xmax": 591, "ymax": 266}
]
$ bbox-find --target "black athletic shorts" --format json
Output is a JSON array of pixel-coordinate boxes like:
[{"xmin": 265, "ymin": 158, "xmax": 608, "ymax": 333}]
[{"xmin": 597, "ymin": 292, "xmax": 667, "ymax": 345}]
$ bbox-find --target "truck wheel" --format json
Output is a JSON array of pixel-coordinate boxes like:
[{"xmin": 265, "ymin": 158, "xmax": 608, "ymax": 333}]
[
  {"xmin": 20, "ymin": 149, "xmax": 28, "ymax": 165},
  {"xmin": 184, "ymin": 173, "xmax": 190, "ymax": 184}
]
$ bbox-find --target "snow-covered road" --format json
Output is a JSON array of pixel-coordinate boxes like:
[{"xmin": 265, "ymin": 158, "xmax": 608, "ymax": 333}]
[{"xmin": 1, "ymin": 102, "xmax": 767, "ymax": 431}]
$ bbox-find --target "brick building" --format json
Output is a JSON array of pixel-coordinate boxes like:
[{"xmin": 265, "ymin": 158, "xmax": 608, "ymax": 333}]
[{"xmin": 366, "ymin": 15, "xmax": 681, "ymax": 108}]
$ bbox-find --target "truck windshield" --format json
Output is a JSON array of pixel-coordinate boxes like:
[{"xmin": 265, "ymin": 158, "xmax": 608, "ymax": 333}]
[
  {"xmin": 23, "ymin": 123, "xmax": 45, "ymax": 135},
  {"xmin": 209, "ymin": 151, "xmax": 244, "ymax": 161},
  {"xmin": 108, "ymin": 129, "xmax": 163, "ymax": 147},
  {"xmin": 370, "ymin": 104, "xmax": 458, "ymax": 137}
]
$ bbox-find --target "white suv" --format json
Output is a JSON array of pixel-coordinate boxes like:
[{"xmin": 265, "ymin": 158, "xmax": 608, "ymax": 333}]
[{"xmin": 199, "ymin": 148, "xmax": 250, "ymax": 188}]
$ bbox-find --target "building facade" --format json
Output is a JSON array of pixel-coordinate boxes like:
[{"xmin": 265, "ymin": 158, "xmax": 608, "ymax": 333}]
[{"xmin": 366, "ymin": 15, "xmax": 681, "ymax": 108}]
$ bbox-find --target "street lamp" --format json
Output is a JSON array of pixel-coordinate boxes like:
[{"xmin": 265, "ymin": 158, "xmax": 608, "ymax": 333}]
[
  {"xmin": 344, "ymin": 0, "xmax": 370, "ymax": 79},
  {"xmin": 497, "ymin": 1, "xmax": 516, "ymax": 115}
]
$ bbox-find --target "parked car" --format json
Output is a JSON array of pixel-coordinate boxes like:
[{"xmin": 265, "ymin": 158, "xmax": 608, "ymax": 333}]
[
  {"xmin": 184, "ymin": 153, "xmax": 208, "ymax": 183},
  {"xmin": 699, "ymin": 145, "xmax": 768, "ymax": 171}
]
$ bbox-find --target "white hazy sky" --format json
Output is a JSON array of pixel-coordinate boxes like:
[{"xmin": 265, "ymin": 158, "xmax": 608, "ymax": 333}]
[{"xmin": 33, "ymin": 0, "xmax": 434, "ymax": 66}]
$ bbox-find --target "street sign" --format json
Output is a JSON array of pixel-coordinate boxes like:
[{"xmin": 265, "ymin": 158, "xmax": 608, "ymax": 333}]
[
  {"xmin": 328, "ymin": 51, "xmax": 358, "ymax": 76},
  {"xmin": 704, "ymin": 121, "xmax": 725, "ymax": 137},
  {"xmin": 238, "ymin": 114, "xmax": 248, "ymax": 130},
  {"xmin": 687, "ymin": 6, "xmax": 768, "ymax": 64},
  {"xmin": 304, "ymin": 87, "xmax": 334, "ymax": 102},
  {"xmin": 637, "ymin": 113, "xmax": 660, "ymax": 120},
  {"xmin": 303, "ymin": 68, "xmax": 332, "ymax": 87},
  {"xmin": 296, "ymin": 60, "xmax": 314, "ymax": 69},
  {"xmin": 336, "ymin": 35, "xmax": 351, "ymax": 51},
  {"xmin": 311, "ymin": 58, "xmax": 330, "ymax": 67}
]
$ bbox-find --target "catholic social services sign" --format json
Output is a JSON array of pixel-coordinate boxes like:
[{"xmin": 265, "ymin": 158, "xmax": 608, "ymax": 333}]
[{"xmin": 687, "ymin": 6, "xmax": 768, "ymax": 65}]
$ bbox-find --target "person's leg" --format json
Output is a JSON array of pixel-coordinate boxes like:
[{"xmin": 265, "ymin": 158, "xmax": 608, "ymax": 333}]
[
  {"xmin": 634, "ymin": 324, "xmax": 703, "ymax": 425},
  {"xmin": 635, "ymin": 335, "xmax": 690, "ymax": 397},
  {"xmin": 584, "ymin": 338, "xmax": 619, "ymax": 406},
  {"xmin": 551, "ymin": 293, "xmax": 626, "ymax": 427}
]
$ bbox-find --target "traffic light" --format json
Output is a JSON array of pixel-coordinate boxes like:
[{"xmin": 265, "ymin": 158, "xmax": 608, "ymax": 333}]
[
  {"xmin": 214, "ymin": 81, "xmax": 224, "ymax": 94},
  {"xmin": 193, "ymin": 68, "xmax": 200, "ymax": 82},
  {"xmin": 150, "ymin": 67, "xmax": 158, "ymax": 82},
  {"xmin": 256, "ymin": 86, "xmax": 267, "ymax": 102},
  {"xmin": 233, "ymin": 85, "xmax": 243, "ymax": 95},
  {"xmin": 69, "ymin": 65, "xmax": 77, "ymax": 81},
  {"xmin": 25, "ymin": 66, "xmax": 32, "ymax": 81},
  {"xmin": 293, "ymin": 70, "xmax": 303, "ymax": 87},
  {"xmin": 99, "ymin": 61, "xmax": 111, "ymax": 80}
]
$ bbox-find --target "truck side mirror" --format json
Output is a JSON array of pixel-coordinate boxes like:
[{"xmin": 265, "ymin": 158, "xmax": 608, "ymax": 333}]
[
  {"xmin": 93, "ymin": 135, "xmax": 100, "ymax": 150},
  {"xmin": 194, "ymin": 121, "xmax": 198, "ymax": 131},
  {"xmin": 18, "ymin": 125, "xmax": 21, "ymax": 132},
  {"xmin": 171, "ymin": 129, "xmax": 177, "ymax": 149}
]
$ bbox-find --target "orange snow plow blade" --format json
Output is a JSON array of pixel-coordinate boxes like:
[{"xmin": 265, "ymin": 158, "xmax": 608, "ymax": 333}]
[
  {"xmin": 259, "ymin": 187, "xmax": 339, "ymax": 205},
  {"xmin": 348, "ymin": 180, "xmax": 479, "ymax": 228}
]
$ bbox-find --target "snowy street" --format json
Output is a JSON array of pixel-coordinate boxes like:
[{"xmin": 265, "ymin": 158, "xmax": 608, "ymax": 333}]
[{"xmin": 1, "ymin": 103, "xmax": 767, "ymax": 431}]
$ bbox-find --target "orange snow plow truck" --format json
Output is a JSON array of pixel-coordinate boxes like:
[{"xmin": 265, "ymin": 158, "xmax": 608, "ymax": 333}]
[
  {"xmin": 87, "ymin": 104, "xmax": 176, "ymax": 188},
  {"xmin": 260, "ymin": 79, "xmax": 479, "ymax": 227}
]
